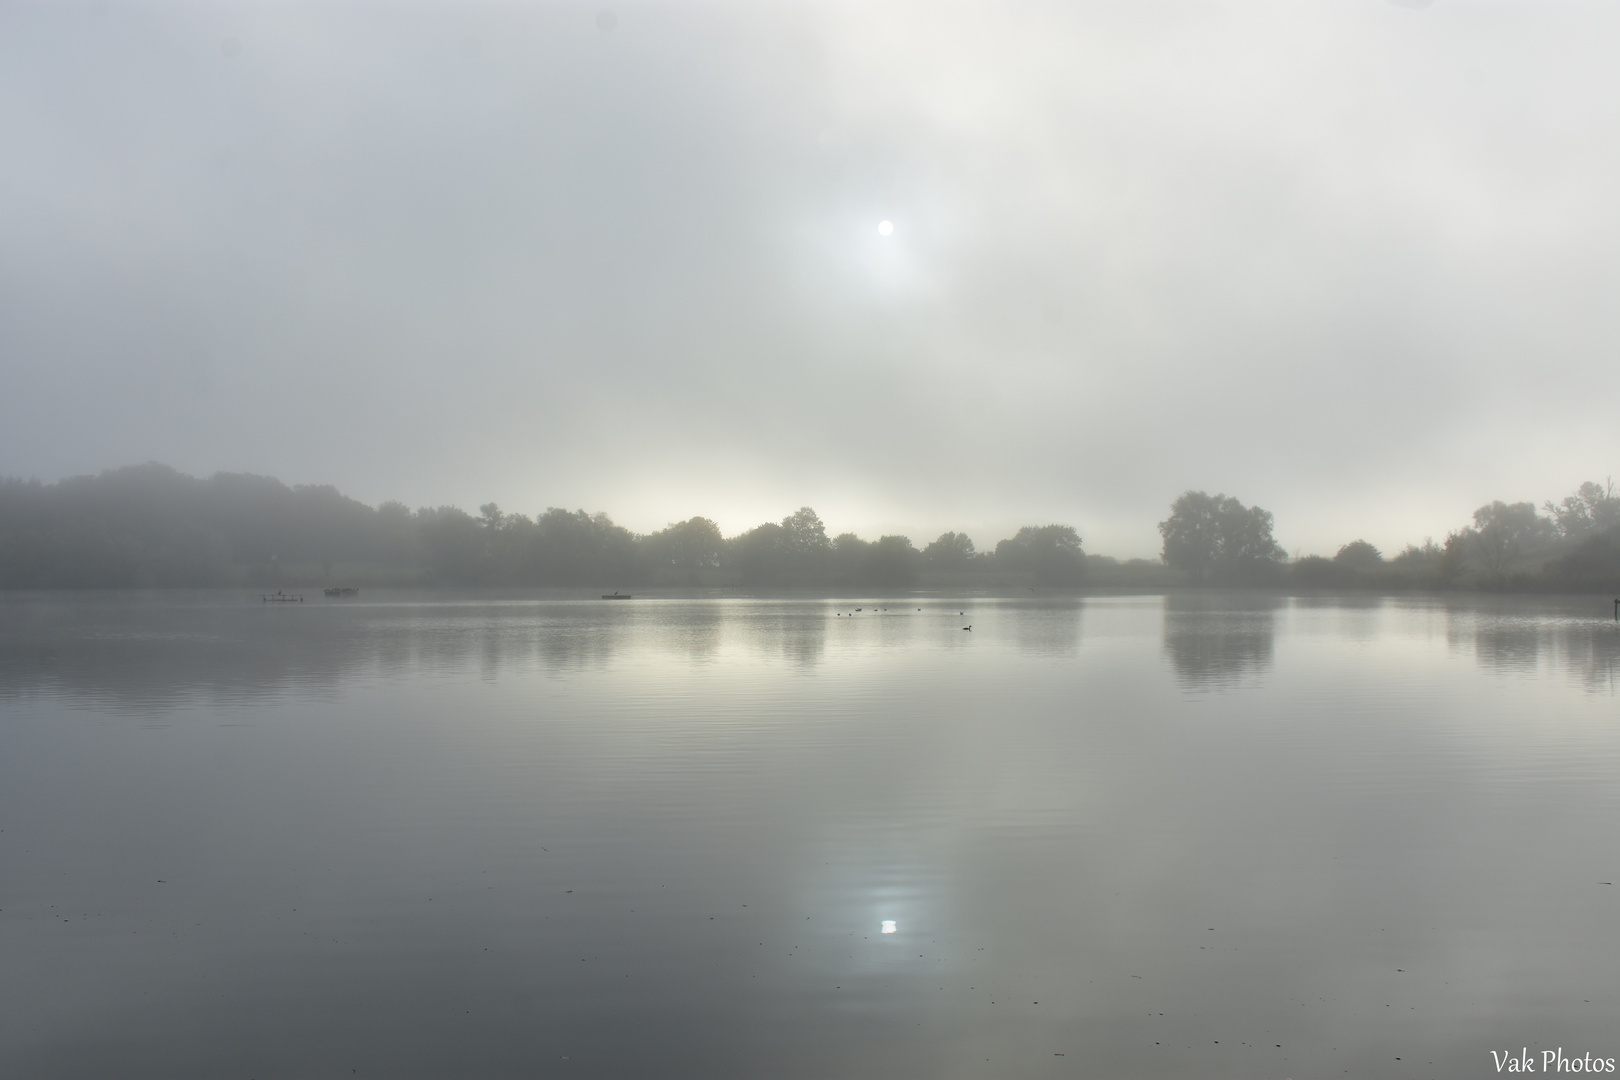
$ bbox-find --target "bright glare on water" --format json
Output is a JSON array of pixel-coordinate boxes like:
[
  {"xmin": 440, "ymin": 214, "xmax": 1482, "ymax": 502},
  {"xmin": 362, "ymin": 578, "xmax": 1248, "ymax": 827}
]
[{"xmin": 1, "ymin": 590, "xmax": 1618, "ymax": 1078}]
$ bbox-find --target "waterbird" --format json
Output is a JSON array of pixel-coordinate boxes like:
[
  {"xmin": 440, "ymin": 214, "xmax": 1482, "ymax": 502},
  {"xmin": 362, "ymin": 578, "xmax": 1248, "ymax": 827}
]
[{"xmin": 962, "ymin": 625, "xmax": 972, "ymax": 631}]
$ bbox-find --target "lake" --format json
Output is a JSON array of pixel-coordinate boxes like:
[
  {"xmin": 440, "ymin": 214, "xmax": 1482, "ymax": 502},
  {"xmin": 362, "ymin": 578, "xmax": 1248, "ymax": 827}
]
[{"xmin": 1, "ymin": 590, "xmax": 1617, "ymax": 1078}]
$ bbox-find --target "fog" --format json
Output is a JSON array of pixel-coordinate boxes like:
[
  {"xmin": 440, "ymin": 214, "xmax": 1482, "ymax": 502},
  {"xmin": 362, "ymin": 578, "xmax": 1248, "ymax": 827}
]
[{"xmin": 3, "ymin": 1, "xmax": 1618, "ymax": 557}]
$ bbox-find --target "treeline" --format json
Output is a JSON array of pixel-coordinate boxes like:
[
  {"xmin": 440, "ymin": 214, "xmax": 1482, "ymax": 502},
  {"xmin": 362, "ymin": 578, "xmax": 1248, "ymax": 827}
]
[
  {"xmin": 0, "ymin": 464, "xmax": 1092, "ymax": 589},
  {"xmin": 6, "ymin": 463, "xmax": 1617, "ymax": 591},
  {"xmin": 1158, "ymin": 480, "xmax": 1620, "ymax": 591}
]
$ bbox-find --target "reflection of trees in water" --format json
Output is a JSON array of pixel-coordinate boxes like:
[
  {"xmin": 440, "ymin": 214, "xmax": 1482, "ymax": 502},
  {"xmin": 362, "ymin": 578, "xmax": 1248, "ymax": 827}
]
[
  {"xmin": 1549, "ymin": 624, "xmax": 1620, "ymax": 691},
  {"xmin": 639, "ymin": 605, "xmax": 725, "ymax": 665},
  {"xmin": 1450, "ymin": 606, "xmax": 1620, "ymax": 690},
  {"xmin": 0, "ymin": 595, "xmax": 836, "ymax": 710},
  {"xmin": 1464, "ymin": 622, "xmax": 1542, "ymax": 673},
  {"xmin": 1007, "ymin": 600, "xmax": 1084, "ymax": 658},
  {"xmin": 1289, "ymin": 594, "xmax": 1386, "ymax": 644},
  {"xmin": 737, "ymin": 607, "xmax": 827, "ymax": 669},
  {"xmin": 1161, "ymin": 593, "xmax": 1281, "ymax": 690},
  {"xmin": 0, "ymin": 599, "xmax": 374, "ymax": 710},
  {"xmin": 13, "ymin": 594, "xmax": 1616, "ymax": 711}
]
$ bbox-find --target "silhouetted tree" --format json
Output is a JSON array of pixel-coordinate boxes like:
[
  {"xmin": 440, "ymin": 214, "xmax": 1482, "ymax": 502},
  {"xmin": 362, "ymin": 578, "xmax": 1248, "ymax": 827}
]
[
  {"xmin": 1333, "ymin": 540, "xmax": 1383, "ymax": 572},
  {"xmin": 865, "ymin": 535, "xmax": 920, "ymax": 587},
  {"xmin": 1469, "ymin": 501, "xmax": 1556, "ymax": 577},
  {"xmin": 730, "ymin": 508, "xmax": 830, "ymax": 586},
  {"xmin": 1389, "ymin": 539, "xmax": 1442, "ymax": 579},
  {"xmin": 1544, "ymin": 479, "xmax": 1620, "ymax": 539},
  {"xmin": 1545, "ymin": 525, "xmax": 1620, "ymax": 588},
  {"xmin": 1437, "ymin": 530, "xmax": 1469, "ymax": 580},
  {"xmin": 729, "ymin": 522, "xmax": 789, "ymax": 585},
  {"xmin": 417, "ymin": 506, "xmax": 485, "ymax": 582},
  {"xmin": 922, "ymin": 531, "xmax": 977, "ymax": 572},
  {"xmin": 1391, "ymin": 539, "xmax": 1440, "ymax": 565},
  {"xmin": 781, "ymin": 507, "xmax": 830, "ymax": 562},
  {"xmin": 996, "ymin": 524, "xmax": 1085, "ymax": 585},
  {"xmin": 528, "ymin": 508, "xmax": 637, "ymax": 585},
  {"xmin": 1291, "ymin": 555, "xmax": 1336, "ymax": 587},
  {"xmin": 1158, "ymin": 491, "xmax": 1284, "ymax": 583},
  {"xmin": 644, "ymin": 517, "xmax": 724, "ymax": 585},
  {"xmin": 375, "ymin": 501, "xmax": 422, "ymax": 565},
  {"xmin": 829, "ymin": 532, "xmax": 870, "ymax": 585}
]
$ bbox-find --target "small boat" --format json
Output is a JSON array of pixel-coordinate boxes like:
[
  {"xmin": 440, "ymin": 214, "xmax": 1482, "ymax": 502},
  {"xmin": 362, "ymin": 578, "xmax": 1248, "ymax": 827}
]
[
  {"xmin": 602, "ymin": 591, "xmax": 632, "ymax": 600},
  {"xmin": 323, "ymin": 587, "xmax": 360, "ymax": 597},
  {"xmin": 261, "ymin": 591, "xmax": 303, "ymax": 603}
]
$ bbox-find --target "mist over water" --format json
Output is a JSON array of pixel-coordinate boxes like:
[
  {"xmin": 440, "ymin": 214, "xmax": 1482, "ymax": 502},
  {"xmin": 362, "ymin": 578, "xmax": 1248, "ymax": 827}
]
[{"xmin": 2, "ymin": 593, "xmax": 1617, "ymax": 1078}]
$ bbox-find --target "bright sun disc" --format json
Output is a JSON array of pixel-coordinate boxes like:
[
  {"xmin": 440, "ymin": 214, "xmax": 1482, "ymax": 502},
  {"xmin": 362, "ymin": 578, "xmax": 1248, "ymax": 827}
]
[{"xmin": 877, "ymin": 220, "xmax": 893, "ymax": 236}]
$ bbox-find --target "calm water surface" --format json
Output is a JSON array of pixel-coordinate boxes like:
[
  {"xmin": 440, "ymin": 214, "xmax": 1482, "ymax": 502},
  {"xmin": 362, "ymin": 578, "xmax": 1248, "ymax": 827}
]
[{"xmin": 1, "ymin": 591, "xmax": 1618, "ymax": 1079}]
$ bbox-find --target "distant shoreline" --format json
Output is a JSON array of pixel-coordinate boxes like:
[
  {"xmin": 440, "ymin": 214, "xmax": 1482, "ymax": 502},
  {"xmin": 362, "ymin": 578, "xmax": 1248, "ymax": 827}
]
[{"xmin": 4, "ymin": 464, "xmax": 1618, "ymax": 593}]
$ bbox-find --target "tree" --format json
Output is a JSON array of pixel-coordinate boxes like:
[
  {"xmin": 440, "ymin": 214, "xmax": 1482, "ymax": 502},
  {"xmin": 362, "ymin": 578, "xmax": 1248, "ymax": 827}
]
[
  {"xmin": 1158, "ymin": 491, "xmax": 1285, "ymax": 583},
  {"xmin": 1333, "ymin": 540, "xmax": 1383, "ymax": 572},
  {"xmin": 865, "ymin": 534, "xmax": 920, "ymax": 587},
  {"xmin": 729, "ymin": 522, "xmax": 790, "ymax": 585},
  {"xmin": 1389, "ymin": 539, "xmax": 1442, "ymax": 580},
  {"xmin": 527, "ymin": 508, "xmax": 637, "ymax": 585},
  {"xmin": 922, "ymin": 531, "xmax": 976, "ymax": 572},
  {"xmin": 1469, "ymin": 501, "xmax": 1555, "ymax": 577},
  {"xmin": 780, "ymin": 507, "xmax": 830, "ymax": 559},
  {"xmin": 1291, "ymin": 554, "xmax": 1335, "ymax": 587},
  {"xmin": 1438, "ymin": 530, "xmax": 1469, "ymax": 580},
  {"xmin": 829, "ymin": 532, "xmax": 870, "ymax": 585},
  {"xmin": 995, "ymin": 524, "xmax": 1085, "ymax": 585},
  {"xmin": 1391, "ymin": 539, "xmax": 1441, "ymax": 566},
  {"xmin": 375, "ymin": 500, "xmax": 421, "ymax": 565},
  {"xmin": 417, "ymin": 505, "xmax": 485, "ymax": 582},
  {"xmin": 732, "ymin": 507, "xmax": 829, "ymax": 585},
  {"xmin": 1158, "ymin": 492, "xmax": 1224, "ymax": 582},
  {"xmin": 1545, "ymin": 527, "xmax": 1620, "ymax": 588},
  {"xmin": 1544, "ymin": 479, "xmax": 1620, "ymax": 539},
  {"xmin": 645, "ymin": 517, "xmax": 724, "ymax": 584}
]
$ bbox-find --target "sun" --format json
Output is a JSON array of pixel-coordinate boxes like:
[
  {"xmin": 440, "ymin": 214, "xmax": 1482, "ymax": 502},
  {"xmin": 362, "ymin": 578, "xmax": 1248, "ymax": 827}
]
[{"xmin": 877, "ymin": 220, "xmax": 894, "ymax": 237}]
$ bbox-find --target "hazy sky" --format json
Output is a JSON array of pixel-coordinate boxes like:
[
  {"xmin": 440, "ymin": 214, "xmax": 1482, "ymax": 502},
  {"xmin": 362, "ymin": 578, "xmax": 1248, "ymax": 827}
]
[{"xmin": 3, "ymin": 1, "xmax": 1617, "ymax": 558}]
